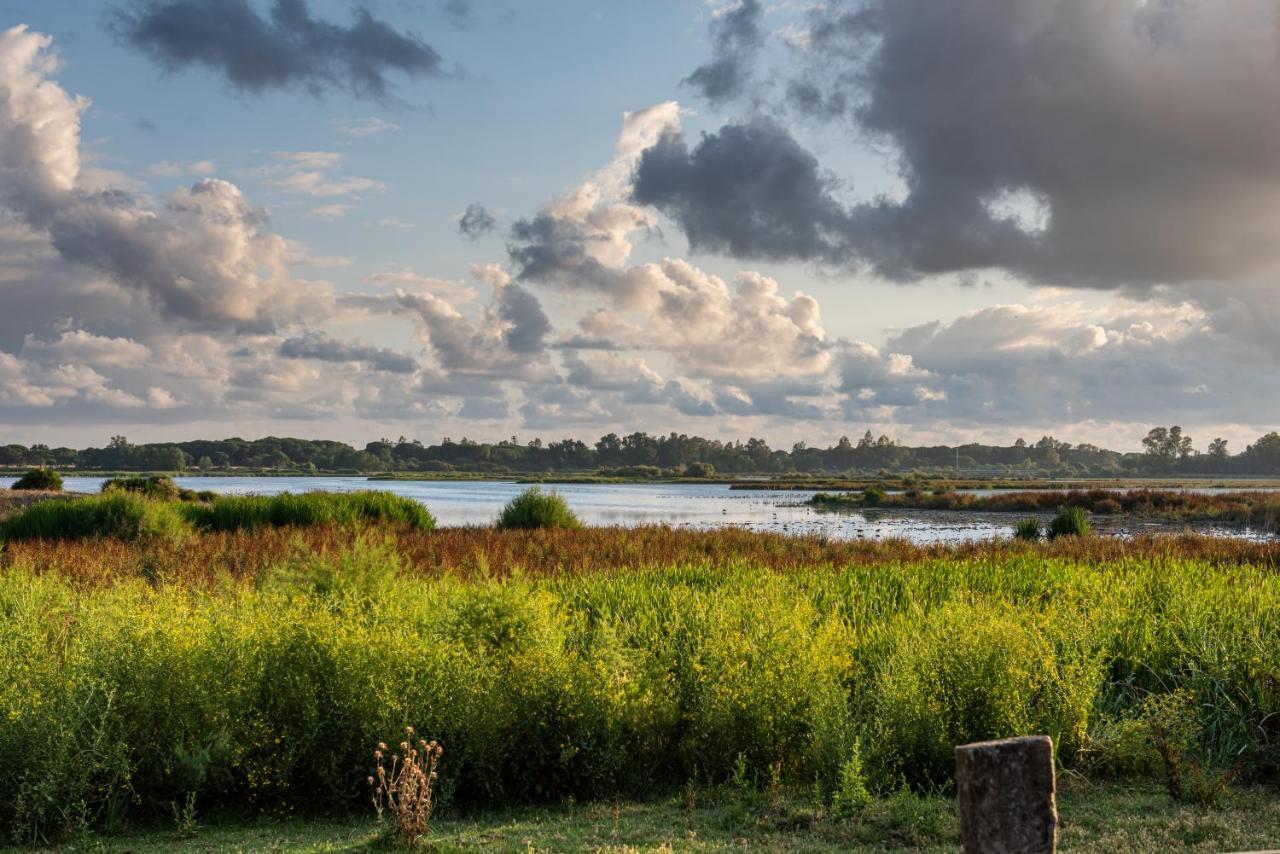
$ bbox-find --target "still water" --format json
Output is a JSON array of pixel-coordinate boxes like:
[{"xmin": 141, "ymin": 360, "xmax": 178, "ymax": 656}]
[{"xmin": 2, "ymin": 476, "xmax": 1273, "ymax": 544}]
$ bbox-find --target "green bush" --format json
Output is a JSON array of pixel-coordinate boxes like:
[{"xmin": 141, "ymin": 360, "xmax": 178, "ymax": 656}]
[
  {"xmin": 181, "ymin": 490, "xmax": 436, "ymax": 532},
  {"xmin": 1013, "ymin": 516, "xmax": 1042, "ymax": 541},
  {"xmin": 683, "ymin": 461, "xmax": 715, "ymax": 478},
  {"xmin": 101, "ymin": 475, "xmax": 180, "ymax": 500},
  {"xmin": 0, "ymin": 494, "xmax": 190, "ymax": 543},
  {"xmin": 496, "ymin": 487, "xmax": 581, "ymax": 530},
  {"xmin": 862, "ymin": 487, "xmax": 886, "ymax": 507},
  {"xmin": 870, "ymin": 602, "xmax": 1101, "ymax": 788},
  {"xmin": 1049, "ymin": 506, "xmax": 1092, "ymax": 538},
  {"xmin": 10, "ymin": 468, "xmax": 62, "ymax": 491}
]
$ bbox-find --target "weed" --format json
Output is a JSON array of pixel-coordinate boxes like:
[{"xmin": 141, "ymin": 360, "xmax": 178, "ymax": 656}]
[{"xmin": 370, "ymin": 728, "xmax": 444, "ymax": 847}]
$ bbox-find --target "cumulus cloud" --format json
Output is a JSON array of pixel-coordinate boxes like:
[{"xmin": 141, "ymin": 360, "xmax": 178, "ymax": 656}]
[
  {"xmin": 110, "ymin": 0, "xmax": 447, "ymax": 100},
  {"xmin": 683, "ymin": 0, "xmax": 763, "ymax": 106},
  {"xmin": 0, "ymin": 26, "xmax": 331, "ymax": 329},
  {"xmin": 457, "ymin": 202, "xmax": 495, "ymax": 239},
  {"xmin": 508, "ymin": 102, "xmax": 680, "ymax": 295}
]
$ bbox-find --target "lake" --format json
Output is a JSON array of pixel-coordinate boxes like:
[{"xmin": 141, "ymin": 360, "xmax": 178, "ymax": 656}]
[{"xmin": 1, "ymin": 476, "xmax": 1274, "ymax": 544}]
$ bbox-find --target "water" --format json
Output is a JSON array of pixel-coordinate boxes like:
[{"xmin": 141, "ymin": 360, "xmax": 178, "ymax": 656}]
[{"xmin": 1, "ymin": 476, "xmax": 1273, "ymax": 544}]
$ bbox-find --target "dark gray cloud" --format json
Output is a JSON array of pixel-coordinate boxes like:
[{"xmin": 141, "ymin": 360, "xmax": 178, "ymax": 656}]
[
  {"xmin": 507, "ymin": 212, "xmax": 613, "ymax": 285},
  {"xmin": 496, "ymin": 282, "xmax": 550, "ymax": 354},
  {"xmin": 110, "ymin": 0, "xmax": 445, "ymax": 100},
  {"xmin": 279, "ymin": 331, "xmax": 418, "ymax": 373},
  {"xmin": 658, "ymin": 0, "xmax": 1280, "ymax": 290},
  {"xmin": 633, "ymin": 118, "xmax": 856, "ymax": 265},
  {"xmin": 682, "ymin": 0, "xmax": 762, "ymax": 106},
  {"xmin": 457, "ymin": 202, "xmax": 496, "ymax": 239}
]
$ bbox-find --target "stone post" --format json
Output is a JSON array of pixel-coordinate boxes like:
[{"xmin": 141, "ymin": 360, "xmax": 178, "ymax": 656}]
[{"xmin": 955, "ymin": 735, "xmax": 1057, "ymax": 854}]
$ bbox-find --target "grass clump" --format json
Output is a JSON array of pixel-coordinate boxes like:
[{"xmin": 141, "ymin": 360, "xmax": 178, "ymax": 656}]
[
  {"xmin": 10, "ymin": 468, "xmax": 62, "ymax": 491},
  {"xmin": 0, "ymin": 493, "xmax": 189, "ymax": 543},
  {"xmin": 1013, "ymin": 516, "xmax": 1043, "ymax": 540},
  {"xmin": 496, "ymin": 486, "xmax": 581, "ymax": 529},
  {"xmin": 182, "ymin": 490, "xmax": 435, "ymax": 532},
  {"xmin": 101, "ymin": 475, "xmax": 181, "ymax": 500},
  {"xmin": 1049, "ymin": 506, "xmax": 1092, "ymax": 538}
]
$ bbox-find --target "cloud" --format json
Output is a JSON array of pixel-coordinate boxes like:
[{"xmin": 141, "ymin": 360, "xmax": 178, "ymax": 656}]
[
  {"xmin": 0, "ymin": 26, "xmax": 332, "ymax": 331},
  {"xmin": 336, "ymin": 116, "xmax": 400, "ymax": 138},
  {"xmin": 457, "ymin": 202, "xmax": 496, "ymax": 239},
  {"xmin": 263, "ymin": 150, "xmax": 381, "ymax": 197},
  {"xmin": 508, "ymin": 102, "xmax": 680, "ymax": 295},
  {"xmin": 664, "ymin": 0, "xmax": 1280, "ymax": 291},
  {"xmin": 279, "ymin": 330, "xmax": 418, "ymax": 373},
  {"xmin": 110, "ymin": 0, "xmax": 447, "ymax": 100},
  {"xmin": 633, "ymin": 117, "xmax": 854, "ymax": 265},
  {"xmin": 147, "ymin": 159, "xmax": 215, "ymax": 178},
  {"xmin": 683, "ymin": 0, "xmax": 763, "ymax": 106},
  {"xmin": 307, "ymin": 203, "xmax": 349, "ymax": 220},
  {"xmin": 396, "ymin": 279, "xmax": 553, "ymax": 380}
]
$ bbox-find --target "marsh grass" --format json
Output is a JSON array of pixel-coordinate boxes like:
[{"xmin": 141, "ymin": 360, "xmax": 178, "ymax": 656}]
[
  {"xmin": 10, "ymin": 468, "xmax": 62, "ymax": 491},
  {"xmin": 180, "ymin": 490, "xmax": 436, "ymax": 532},
  {"xmin": 3, "ymin": 530, "xmax": 1279, "ymax": 843},
  {"xmin": 811, "ymin": 487, "xmax": 1280, "ymax": 530},
  {"xmin": 0, "ymin": 493, "xmax": 190, "ymax": 543},
  {"xmin": 0, "ymin": 490, "xmax": 435, "ymax": 545},
  {"xmin": 496, "ymin": 486, "xmax": 581, "ymax": 529}
]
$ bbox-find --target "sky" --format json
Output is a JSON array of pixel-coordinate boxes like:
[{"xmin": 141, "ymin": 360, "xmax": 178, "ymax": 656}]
[{"xmin": 0, "ymin": 0, "xmax": 1278, "ymax": 452}]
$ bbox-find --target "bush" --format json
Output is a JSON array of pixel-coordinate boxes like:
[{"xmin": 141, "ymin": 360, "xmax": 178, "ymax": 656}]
[
  {"xmin": 101, "ymin": 475, "xmax": 180, "ymax": 500},
  {"xmin": 862, "ymin": 487, "xmax": 886, "ymax": 507},
  {"xmin": 1049, "ymin": 506, "xmax": 1092, "ymax": 539},
  {"xmin": 683, "ymin": 462, "xmax": 715, "ymax": 478},
  {"xmin": 1013, "ymin": 517, "xmax": 1042, "ymax": 541},
  {"xmin": 496, "ymin": 487, "xmax": 581, "ymax": 530},
  {"xmin": 181, "ymin": 491, "xmax": 436, "ymax": 532},
  {"xmin": 870, "ymin": 602, "xmax": 1100, "ymax": 788},
  {"xmin": 10, "ymin": 468, "xmax": 62, "ymax": 491},
  {"xmin": 1, "ymin": 494, "xmax": 190, "ymax": 543}
]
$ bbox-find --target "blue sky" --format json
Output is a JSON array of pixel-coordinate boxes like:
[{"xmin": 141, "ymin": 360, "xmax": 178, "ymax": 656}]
[{"xmin": 0, "ymin": 1, "xmax": 1277, "ymax": 451}]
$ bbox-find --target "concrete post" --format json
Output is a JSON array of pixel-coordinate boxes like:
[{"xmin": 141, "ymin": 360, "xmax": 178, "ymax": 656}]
[{"xmin": 955, "ymin": 735, "xmax": 1057, "ymax": 854}]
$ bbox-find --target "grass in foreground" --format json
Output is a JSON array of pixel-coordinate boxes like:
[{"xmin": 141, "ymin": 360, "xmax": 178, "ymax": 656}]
[
  {"xmin": 12, "ymin": 781, "xmax": 1280, "ymax": 852},
  {"xmin": 5, "ymin": 531, "xmax": 1280, "ymax": 845}
]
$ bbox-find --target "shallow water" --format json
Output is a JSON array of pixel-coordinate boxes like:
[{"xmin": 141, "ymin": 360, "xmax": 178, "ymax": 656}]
[{"xmin": 1, "ymin": 476, "xmax": 1273, "ymax": 544}]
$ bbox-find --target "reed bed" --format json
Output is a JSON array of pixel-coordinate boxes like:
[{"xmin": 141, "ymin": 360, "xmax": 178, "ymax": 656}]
[
  {"xmin": 811, "ymin": 487, "xmax": 1280, "ymax": 528},
  {"xmin": 6, "ymin": 524, "xmax": 1280, "ymax": 588}
]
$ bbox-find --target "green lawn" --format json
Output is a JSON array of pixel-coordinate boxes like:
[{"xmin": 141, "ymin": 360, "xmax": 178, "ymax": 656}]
[{"xmin": 18, "ymin": 781, "xmax": 1280, "ymax": 853}]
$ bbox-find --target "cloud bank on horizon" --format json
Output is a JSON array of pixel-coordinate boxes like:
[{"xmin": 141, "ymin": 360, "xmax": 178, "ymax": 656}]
[{"xmin": 1, "ymin": 0, "xmax": 1280, "ymax": 449}]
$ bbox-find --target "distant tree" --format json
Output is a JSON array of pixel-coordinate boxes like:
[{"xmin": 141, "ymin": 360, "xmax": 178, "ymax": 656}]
[
  {"xmin": 1208, "ymin": 438, "xmax": 1229, "ymax": 459},
  {"xmin": 1142, "ymin": 426, "xmax": 1193, "ymax": 464}
]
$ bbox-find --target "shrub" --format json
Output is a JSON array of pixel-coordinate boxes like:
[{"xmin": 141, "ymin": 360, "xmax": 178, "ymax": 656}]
[
  {"xmin": 1013, "ymin": 517, "xmax": 1042, "ymax": 541},
  {"xmin": 870, "ymin": 602, "xmax": 1100, "ymax": 788},
  {"xmin": 0, "ymin": 494, "xmax": 190, "ymax": 543},
  {"xmin": 181, "ymin": 491, "xmax": 436, "ymax": 532},
  {"xmin": 862, "ymin": 487, "xmax": 886, "ymax": 507},
  {"xmin": 683, "ymin": 461, "xmax": 715, "ymax": 478},
  {"xmin": 10, "ymin": 468, "xmax": 62, "ymax": 491},
  {"xmin": 1049, "ymin": 506, "xmax": 1092, "ymax": 539},
  {"xmin": 496, "ymin": 487, "xmax": 581, "ymax": 530},
  {"xmin": 101, "ymin": 475, "xmax": 180, "ymax": 500}
]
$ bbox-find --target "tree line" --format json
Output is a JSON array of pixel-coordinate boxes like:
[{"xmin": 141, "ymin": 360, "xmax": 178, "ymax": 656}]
[{"xmin": 3, "ymin": 427, "xmax": 1280, "ymax": 476}]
